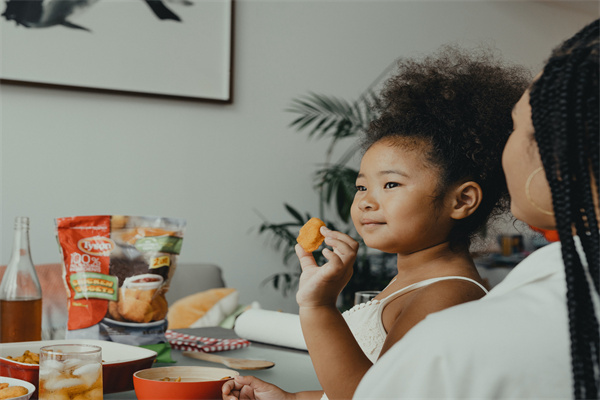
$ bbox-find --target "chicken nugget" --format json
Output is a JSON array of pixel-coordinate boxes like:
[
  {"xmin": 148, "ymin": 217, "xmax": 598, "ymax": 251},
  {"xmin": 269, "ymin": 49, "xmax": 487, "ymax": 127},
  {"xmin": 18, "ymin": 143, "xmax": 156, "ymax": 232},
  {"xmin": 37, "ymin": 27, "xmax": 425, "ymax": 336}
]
[
  {"xmin": 0, "ymin": 384, "xmax": 7, "ymax": 391},
  {"xmin": 0, "ymin": 385, "xmax": 28, "ymax": 399},
  {"xmin": 297, "ymin": 217, "xmax": 326, "ymax": 252},
  {"xmin": 118, "ymin": 288, "xmax": 153, "ymax": 323},
  {"xmin": 108, "ymin": 300, "xmax": 125, "ymax": 321},
  {"xmin": 136, "ymin": 288, "xmax": 157, "ymax": 303},
  {"xmin": 150, "ymin": 294, "xmax": 168, "ymax": 321}
]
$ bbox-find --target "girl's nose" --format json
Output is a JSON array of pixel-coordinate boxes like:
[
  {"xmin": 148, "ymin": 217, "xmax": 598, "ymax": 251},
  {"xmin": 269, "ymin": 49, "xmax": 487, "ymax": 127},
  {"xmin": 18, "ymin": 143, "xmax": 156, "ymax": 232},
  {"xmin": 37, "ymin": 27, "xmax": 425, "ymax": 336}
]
[{"xmin": 358, "ymin": 192, "xmax": 377, "ymax": 211}]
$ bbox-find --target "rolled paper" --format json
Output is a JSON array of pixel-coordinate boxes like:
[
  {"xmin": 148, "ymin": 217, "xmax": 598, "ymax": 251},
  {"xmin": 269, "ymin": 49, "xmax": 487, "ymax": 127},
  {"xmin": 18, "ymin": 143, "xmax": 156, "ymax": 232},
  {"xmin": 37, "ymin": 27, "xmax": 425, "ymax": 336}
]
[{"xmin": 234, "ymin": 309, "xmax": 307, "ymax": 351}]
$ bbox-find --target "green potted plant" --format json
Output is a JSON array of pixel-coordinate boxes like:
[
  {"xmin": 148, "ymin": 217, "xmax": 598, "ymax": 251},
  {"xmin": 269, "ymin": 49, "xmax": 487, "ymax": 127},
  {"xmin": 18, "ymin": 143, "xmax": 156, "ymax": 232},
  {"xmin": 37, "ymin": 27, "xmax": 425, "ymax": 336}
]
[{"xmin": 258, "ymin": 74, "xmax": 397, "ymax": 310}]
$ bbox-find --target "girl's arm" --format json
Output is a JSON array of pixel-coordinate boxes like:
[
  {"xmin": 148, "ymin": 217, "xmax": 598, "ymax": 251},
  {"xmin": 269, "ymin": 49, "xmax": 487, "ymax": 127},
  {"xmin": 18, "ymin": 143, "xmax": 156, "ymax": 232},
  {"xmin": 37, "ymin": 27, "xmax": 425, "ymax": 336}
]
[
  {"xmin": 222, "ymin": 375, "xmax": 324, "ymax": 400},
  {"xmin": 296, "ymin": 229, "xmax": 372, "ymax": 400},
  {"xmin": 296, "ymin": 229, "xmax": 487, "ymax": 399},
  {"xmin": 299, "ymin": 305, "xmax": 373, "ymax": 400},
  {"xmin": 300, "ymin": 280, "xmax": 485, "ymax": 399}
]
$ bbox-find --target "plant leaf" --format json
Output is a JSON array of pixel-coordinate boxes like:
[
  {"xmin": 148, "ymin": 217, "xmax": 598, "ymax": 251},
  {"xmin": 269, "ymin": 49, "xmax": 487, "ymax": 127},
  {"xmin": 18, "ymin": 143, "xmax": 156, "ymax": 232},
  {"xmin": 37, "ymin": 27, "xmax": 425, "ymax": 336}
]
[
  {"xmin": 260, "ymin": 65, "xmax": 393, "ymax": 308},
  {"xmin": 284, "ymin": 204, "xmax": 305, "ymax": 224}
]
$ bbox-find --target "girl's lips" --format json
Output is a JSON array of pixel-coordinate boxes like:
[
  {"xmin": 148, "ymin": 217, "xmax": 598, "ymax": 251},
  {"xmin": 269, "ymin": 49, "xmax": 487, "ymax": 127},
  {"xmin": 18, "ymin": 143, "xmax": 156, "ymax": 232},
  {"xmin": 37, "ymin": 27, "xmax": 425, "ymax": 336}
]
[{"xmin": 361, "ymin": 219, "xmax": 385, "ymax": 226}]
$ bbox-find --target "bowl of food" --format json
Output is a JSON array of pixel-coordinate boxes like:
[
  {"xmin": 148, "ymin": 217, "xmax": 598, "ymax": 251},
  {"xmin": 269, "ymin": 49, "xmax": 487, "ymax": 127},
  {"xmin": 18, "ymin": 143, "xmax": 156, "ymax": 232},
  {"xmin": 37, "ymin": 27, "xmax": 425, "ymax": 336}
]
[
  {"xmin": 133, "ymin": 366, "xmax": 238, "ymax": 400},
  {"xmin": 0, "ymin": 339, "xmax": 157, "ymax": 398},
  {"xmin": 0, "ymin": 376, "xmax": 36, "ymax": 400}
]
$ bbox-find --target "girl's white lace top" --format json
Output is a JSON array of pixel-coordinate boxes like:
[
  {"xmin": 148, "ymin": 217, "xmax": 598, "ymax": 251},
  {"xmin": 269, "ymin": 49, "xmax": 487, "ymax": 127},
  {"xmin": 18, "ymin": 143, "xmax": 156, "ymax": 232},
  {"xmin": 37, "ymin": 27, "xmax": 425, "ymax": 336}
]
[{"xmin": 320, "ymin": 276, "xmax": 488, "ymax": 400}]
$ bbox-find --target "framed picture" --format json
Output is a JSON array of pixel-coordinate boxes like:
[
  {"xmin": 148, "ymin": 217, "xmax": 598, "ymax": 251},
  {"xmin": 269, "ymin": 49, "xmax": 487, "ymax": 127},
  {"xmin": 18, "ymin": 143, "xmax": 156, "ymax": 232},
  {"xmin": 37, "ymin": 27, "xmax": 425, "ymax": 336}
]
[{"xmin": 0, "ymin": 0, "xmax": 233, "ymax": 102}]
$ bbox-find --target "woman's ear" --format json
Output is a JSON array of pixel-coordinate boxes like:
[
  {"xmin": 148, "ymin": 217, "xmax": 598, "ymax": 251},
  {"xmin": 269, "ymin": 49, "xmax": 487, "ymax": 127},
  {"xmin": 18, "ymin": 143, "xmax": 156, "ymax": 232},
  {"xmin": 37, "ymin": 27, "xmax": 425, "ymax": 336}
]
[{"xmin": 449, "ymin": 181, "xmax": 482, "ymax": 220}]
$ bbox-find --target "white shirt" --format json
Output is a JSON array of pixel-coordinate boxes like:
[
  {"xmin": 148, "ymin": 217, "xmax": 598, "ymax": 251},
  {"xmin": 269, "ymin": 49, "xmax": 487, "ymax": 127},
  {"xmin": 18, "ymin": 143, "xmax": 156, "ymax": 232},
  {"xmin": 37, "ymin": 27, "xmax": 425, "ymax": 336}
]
[{"xmin": 354, "ymin": 240, "xmax": 597, "ymax": 399}]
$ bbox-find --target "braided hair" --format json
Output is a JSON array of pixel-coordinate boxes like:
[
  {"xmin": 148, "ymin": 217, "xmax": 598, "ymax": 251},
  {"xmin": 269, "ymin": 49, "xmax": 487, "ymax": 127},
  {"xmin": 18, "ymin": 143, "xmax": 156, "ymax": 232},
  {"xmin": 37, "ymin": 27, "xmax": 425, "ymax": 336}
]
[{"xmin": 529, "ymin": 19, "xmax": 599, "ymax": 399}]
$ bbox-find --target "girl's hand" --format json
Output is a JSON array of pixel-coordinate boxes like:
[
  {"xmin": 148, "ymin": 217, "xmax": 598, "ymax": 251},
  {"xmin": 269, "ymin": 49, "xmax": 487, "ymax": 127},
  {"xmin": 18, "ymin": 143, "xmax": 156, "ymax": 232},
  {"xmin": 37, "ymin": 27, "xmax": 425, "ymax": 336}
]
[
  {"xmin": 222, "ymin": 376, "xmax": 293, "ymax": 400},
  {"xmin": 295, "ymin": 227, "xmax": 358, "ymax": 308}
]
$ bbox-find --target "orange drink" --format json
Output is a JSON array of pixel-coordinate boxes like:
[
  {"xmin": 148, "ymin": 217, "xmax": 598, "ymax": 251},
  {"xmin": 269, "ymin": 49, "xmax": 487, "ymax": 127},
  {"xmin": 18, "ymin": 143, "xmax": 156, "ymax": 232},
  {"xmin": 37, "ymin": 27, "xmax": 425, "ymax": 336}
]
[{"xmin": 39, "ymin": 344, "xmax": 102, "ymax": 400}]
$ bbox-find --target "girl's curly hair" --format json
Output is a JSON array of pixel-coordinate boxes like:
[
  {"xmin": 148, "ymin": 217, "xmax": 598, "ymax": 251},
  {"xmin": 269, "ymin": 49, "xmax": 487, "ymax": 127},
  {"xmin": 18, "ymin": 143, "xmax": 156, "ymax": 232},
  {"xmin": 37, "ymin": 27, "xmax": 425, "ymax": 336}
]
[{"xmin": 363, "ymin": 45, "xmax": 531, "ymax": 248}]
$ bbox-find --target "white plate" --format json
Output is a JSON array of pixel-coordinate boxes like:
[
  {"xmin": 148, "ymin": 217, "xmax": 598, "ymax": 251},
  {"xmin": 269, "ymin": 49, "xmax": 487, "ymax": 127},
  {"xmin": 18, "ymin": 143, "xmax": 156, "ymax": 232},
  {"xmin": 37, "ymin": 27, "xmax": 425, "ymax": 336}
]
[
  {"xmin": 0, "ymin": 376, "xmax": 35, "ymax": 400},
  {"xmin": 102, "ymin": 317, "xmax": 167, "ymax": 328}
]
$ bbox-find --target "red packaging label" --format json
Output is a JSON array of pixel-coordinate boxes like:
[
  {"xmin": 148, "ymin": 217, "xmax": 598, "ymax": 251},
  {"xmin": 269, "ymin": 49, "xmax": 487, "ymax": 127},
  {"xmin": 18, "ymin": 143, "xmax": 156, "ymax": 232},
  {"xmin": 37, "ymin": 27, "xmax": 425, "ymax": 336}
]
[{"xmin": 56, "ymin": 215, "xmax": 112, "ymax": 330}]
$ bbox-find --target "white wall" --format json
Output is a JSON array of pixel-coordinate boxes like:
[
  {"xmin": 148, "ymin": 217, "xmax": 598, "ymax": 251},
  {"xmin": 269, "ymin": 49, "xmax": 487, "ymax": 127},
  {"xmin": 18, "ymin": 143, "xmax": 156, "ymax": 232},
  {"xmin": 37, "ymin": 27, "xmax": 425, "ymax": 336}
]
[{"xmin": 1, "ymin": 1, "xmax": 597, "ymax": 313}]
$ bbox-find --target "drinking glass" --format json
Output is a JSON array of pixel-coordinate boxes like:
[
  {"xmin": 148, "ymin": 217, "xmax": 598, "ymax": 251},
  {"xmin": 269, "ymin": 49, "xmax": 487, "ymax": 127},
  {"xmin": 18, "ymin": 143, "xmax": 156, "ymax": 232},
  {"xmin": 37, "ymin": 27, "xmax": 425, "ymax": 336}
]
[
  {"xmin": 39, "ymin": 344, "xmax": 102, "ymax": 400},
  {"xmin": 354, "ymin": 290, "xmax": 381, "ymax": 305}
]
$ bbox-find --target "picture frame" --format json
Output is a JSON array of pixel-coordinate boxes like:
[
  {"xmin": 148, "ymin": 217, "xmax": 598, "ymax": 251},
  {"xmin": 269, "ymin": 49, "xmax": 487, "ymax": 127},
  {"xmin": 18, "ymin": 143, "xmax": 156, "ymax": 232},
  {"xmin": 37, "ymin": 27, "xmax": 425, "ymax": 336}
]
[{"xmin": 0, "ymin": 0, "xmax": 234, "ymax": 103}]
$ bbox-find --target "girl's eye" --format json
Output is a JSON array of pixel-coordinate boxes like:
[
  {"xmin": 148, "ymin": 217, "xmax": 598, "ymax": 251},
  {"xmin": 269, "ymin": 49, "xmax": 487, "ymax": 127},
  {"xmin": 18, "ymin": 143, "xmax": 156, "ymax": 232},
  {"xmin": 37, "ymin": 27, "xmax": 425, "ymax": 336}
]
[
  {"xmin": 384, "ymin": 182, "xmax": 400, "ymax": 189},
  {"xmin": 355, "ymin": 185, "xmax": 366, "ymax": 192}
]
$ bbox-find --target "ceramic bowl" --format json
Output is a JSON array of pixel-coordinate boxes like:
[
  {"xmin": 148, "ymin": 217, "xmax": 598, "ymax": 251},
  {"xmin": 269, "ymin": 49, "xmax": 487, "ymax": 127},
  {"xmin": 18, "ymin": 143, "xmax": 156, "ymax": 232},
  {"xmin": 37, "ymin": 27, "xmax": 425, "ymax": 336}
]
[
  {"xmin": 133, "ymin": 366, "xmax": 239, "ymax": 400},
  {"xmin": 0, "ymin": 376, "xmax": 36, "ymax": 400}
]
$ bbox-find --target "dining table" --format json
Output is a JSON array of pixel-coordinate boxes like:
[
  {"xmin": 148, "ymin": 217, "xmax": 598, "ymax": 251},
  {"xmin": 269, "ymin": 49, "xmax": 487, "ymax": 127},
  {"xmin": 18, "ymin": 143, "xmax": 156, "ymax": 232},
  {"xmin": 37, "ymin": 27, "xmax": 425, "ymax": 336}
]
[{"xmin": 105, "ymin": 326, "xmax": 322, "ymax": 399}]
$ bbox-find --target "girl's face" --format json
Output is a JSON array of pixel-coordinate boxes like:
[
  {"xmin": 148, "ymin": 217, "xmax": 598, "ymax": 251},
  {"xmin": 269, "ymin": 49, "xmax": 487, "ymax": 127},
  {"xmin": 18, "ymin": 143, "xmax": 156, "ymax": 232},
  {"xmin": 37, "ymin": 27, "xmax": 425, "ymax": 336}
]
[
  {"xmin": 351, "ymin": 139, "xmax": 454, "ymax": 254},
  {"xmin": 502, "ymin": 90, "xmax": 555, "ymax": 230}
]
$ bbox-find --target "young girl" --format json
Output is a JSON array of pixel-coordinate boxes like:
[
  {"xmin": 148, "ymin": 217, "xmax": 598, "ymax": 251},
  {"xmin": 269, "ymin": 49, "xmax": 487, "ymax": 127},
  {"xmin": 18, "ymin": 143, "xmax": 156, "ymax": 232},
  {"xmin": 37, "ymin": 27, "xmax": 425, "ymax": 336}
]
[{"xmin": 223, "ymin": 46, "xmax": 530, "ymax": 400}]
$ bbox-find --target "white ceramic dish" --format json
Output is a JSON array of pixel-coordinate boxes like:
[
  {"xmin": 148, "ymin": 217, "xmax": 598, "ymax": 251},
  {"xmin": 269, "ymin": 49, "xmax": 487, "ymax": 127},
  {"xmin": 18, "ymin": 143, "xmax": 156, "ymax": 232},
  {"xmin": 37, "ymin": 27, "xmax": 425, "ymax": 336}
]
[
  {"xmin": 0, "ymin": 376, "xmax": 36, "ymax": 400},
  {"xmin": 102, "ymin": 317, "xmax": 167, "ymax": 328},
  {"xmin": 122, "ymin": 273, "xmax": 164, "ymax": 290}
]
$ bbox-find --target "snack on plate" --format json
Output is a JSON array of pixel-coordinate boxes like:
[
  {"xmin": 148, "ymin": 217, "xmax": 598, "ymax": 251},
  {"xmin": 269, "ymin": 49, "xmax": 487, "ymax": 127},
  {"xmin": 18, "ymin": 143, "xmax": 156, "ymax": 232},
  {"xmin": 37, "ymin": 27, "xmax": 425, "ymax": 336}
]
[
  {"xmin": 0, "ymin": 384, "xmax": 28, "ymax": 400},
  {"xmin": 297, "ymin": 218, "xmax": 326, "ymax": 252},
  {"xmin": 55, "ymin": 215, "xmax": 186, "ymax": 347},
  {"xmin": 159, "ymin": 377, "xmax": 181, "ymax": 382},
  {"xmin": 6, "ymin": 350, "xmax": 39, "ymax": 364}
]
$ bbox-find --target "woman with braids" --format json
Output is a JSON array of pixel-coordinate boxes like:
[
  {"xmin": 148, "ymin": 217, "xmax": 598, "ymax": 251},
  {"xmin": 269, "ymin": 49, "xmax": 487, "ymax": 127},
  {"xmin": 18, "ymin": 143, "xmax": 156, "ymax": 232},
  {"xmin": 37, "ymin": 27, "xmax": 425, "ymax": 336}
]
[{"xmin": 353, "ymin": 19, "xmax": 600, "ymax": 399}]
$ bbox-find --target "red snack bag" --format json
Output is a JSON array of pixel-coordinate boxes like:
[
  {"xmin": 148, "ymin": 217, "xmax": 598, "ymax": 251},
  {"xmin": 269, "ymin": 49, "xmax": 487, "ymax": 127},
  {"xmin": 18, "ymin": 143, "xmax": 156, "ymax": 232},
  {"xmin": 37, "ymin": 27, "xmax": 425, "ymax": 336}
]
[
  {"xmin": 55, "ymin": 215, "xmax": 185, "ymax": 345},
  {"xmin": 56, "ymin": 215, "xmax": 113, "ymax": 330}
]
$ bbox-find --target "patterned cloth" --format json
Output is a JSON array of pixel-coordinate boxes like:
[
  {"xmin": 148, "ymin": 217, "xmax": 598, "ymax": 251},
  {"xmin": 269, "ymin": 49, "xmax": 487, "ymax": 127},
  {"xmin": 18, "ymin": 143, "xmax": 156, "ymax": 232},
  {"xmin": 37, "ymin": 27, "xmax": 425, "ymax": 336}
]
[{"xmin": 165, "ymin": 330, "xmax": 251, "ymax": 353}]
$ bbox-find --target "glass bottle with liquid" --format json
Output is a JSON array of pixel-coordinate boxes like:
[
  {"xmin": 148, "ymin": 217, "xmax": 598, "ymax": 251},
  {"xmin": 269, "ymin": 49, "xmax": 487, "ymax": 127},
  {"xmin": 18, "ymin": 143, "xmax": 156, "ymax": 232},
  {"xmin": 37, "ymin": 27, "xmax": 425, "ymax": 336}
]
[{"xmin": 0, "ymin": 216, "xmax": 42, "ymax": 342}]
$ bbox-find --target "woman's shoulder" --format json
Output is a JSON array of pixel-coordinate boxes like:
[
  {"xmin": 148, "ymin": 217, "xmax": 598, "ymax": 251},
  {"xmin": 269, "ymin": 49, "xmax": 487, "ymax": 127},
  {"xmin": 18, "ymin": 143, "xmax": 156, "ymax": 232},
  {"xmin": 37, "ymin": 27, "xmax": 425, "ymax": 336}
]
[{"xmin": 487, "ymin": 241, "xmax": 565, "ymax": 296}]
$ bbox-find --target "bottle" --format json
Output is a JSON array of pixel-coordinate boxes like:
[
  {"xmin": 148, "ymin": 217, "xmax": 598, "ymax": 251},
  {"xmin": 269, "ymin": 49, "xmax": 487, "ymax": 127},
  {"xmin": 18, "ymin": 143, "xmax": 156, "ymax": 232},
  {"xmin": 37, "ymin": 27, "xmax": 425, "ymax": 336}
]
[{"xmin": 0, "ymin": 216, "xmax": 42, "ymax": 342}]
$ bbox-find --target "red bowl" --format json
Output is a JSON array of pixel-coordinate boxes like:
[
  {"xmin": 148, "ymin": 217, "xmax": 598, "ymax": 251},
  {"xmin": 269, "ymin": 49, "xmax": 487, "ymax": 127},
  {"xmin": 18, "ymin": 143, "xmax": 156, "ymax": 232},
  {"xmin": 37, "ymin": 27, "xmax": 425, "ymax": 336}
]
[
  {"xmin": 0, "ymin": 339, "xmax": 157, "ymax": 399},
  {"xmin": 134, "ymin": 366, "xmax": 239, "ymax": 400}
]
